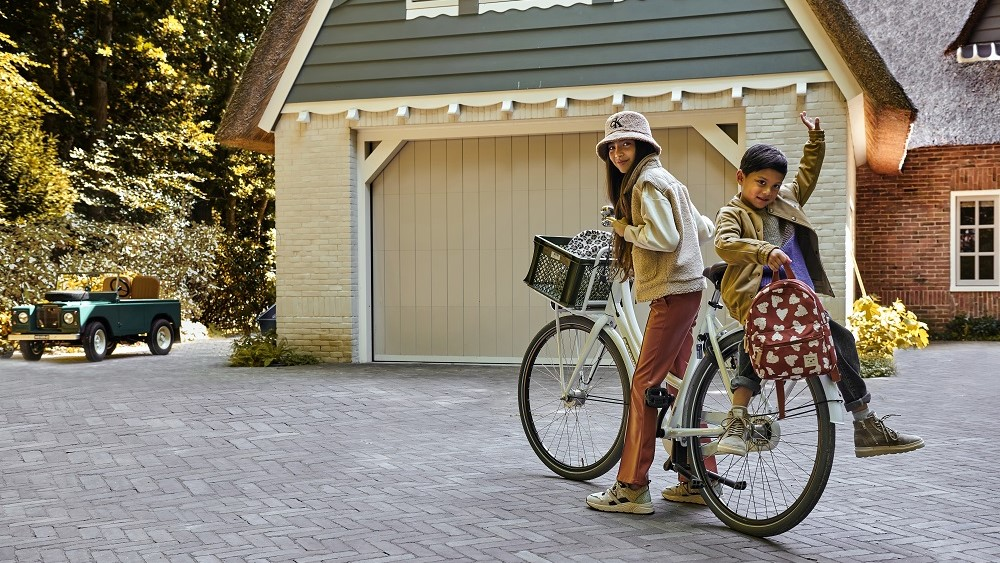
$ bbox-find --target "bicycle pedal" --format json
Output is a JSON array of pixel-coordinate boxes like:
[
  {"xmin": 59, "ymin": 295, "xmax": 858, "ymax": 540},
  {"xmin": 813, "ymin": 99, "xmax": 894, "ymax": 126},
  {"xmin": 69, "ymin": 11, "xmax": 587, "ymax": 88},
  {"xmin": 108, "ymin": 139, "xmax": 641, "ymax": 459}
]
[{"xmin": 645, "ymin": 387, "xmax": 674, "ymax": 409}]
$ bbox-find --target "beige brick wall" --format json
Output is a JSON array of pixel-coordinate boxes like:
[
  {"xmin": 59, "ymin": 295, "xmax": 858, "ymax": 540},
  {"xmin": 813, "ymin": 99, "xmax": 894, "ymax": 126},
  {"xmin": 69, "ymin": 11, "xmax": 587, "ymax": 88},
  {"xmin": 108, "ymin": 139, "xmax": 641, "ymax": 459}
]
[
  {"xmin": 272, "ymin": 82, "xmax": 852, "ymax": 361},
  {"xmin": 743, "ymin": 83, "xmax": 851, "ymax": 320},
  {"xmin": 273, "ymin": 113, "xmax": 357, "ymax": 362}
]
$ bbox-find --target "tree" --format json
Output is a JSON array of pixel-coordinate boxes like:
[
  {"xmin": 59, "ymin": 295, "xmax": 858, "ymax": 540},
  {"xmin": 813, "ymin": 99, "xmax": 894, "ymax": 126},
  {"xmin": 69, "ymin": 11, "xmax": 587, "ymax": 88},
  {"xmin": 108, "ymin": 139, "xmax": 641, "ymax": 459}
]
[
  {"xmin": 0, "ymin": 1, "xmax": 278, "ymax": 332},
  {"xmin": 0, "ymin": 33, "xmax": 75, "ymax": 221}
]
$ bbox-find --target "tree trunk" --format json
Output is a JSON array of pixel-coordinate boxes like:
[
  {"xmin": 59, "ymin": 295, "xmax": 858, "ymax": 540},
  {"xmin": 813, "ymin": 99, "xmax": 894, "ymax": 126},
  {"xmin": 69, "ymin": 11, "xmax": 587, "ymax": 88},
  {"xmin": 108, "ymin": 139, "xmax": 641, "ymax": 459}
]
[{"xmin": 92, "ymin": 2, "xmax": 113, "ymax": 133}]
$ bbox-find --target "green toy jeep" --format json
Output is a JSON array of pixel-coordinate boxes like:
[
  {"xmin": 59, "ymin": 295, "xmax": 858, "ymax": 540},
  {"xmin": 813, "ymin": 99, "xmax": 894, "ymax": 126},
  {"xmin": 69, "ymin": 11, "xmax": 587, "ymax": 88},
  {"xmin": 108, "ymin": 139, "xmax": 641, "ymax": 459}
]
[{"xmin": 6, "ymin": 273, "xmax": 181, "ymax": 362}]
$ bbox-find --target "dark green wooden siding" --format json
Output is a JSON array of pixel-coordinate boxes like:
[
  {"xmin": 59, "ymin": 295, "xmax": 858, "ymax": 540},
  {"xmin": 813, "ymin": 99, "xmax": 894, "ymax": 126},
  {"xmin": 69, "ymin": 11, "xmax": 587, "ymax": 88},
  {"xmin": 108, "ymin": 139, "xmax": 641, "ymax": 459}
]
[{"xmin": 286, "ymin": 0, "xmax": 823, "ymax": 103}]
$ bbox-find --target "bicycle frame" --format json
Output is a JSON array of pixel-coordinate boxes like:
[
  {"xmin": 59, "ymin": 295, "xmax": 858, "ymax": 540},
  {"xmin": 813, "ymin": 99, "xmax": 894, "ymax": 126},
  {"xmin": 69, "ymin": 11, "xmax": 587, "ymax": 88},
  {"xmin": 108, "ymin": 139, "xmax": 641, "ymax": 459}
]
[{"xmin": 549, "ymin": 250, "xmax": 843, "ymax": 441}]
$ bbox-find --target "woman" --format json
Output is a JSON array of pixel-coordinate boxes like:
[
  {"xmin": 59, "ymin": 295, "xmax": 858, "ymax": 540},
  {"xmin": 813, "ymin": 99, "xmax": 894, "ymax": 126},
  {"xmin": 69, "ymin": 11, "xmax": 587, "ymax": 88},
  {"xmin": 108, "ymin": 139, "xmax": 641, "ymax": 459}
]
[{"xmin": 586, "ymin": 111, "xmax": 715, "ymax": 514}]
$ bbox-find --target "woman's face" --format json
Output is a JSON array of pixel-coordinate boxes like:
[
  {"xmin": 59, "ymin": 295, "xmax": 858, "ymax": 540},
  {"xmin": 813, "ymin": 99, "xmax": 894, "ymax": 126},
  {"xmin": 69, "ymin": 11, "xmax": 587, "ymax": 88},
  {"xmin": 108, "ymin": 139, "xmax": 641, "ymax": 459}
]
[
  {"xmin": 606, "ymin": 139, "xmax": 636, "ymax": 174},
  {"xmin": 737, "ymin": 168, "xmax": 785, "ymax": 209}
]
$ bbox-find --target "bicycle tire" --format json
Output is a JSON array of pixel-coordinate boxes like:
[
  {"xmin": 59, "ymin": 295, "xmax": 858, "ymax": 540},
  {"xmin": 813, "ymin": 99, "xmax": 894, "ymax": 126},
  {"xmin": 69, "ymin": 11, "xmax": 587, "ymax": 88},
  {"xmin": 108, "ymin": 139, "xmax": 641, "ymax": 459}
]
[
  {"xmin": 518, "ymin": 315, "xmax": 629, "ymax": 481},
  {"xmin": 686, "ymin": 330, "xmax": 836, "ymax": 536}
]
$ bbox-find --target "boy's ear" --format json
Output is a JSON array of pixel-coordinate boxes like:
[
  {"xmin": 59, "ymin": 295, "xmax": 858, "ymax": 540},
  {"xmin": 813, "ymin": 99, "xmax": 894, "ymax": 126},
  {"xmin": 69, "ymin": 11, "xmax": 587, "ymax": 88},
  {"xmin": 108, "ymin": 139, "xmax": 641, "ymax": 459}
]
[{"xmin": 736, "ymin": 169, "xmax": 745, "ymax": 185}]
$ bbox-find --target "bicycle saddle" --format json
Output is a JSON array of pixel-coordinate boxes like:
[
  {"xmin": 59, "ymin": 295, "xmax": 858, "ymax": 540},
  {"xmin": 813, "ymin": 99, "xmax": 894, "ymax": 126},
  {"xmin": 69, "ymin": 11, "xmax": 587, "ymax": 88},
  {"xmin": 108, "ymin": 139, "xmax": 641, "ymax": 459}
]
[{"xmin": 703, "ymin": 262, "xmax": 728, "ymax": 288}]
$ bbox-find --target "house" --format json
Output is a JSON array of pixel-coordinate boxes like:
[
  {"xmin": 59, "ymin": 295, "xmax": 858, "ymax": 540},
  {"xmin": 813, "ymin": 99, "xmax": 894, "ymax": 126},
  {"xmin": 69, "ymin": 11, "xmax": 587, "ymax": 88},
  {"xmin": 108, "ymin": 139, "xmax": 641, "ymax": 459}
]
[
  {"xmin": 217, "ymin": 0, "xmax": 915, "ymax": 362},
  {"xmin": 845, "ymin": 0, "xmax": 1000, "ymax": 333}
]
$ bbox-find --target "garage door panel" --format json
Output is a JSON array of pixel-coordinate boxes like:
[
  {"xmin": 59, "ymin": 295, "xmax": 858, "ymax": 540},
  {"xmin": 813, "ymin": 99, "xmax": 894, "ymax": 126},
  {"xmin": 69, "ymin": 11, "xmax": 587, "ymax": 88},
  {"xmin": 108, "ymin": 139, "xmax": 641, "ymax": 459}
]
[
  {"xmin": 495, "ymin": 190, "xmax": 513, "ymax": 250},
  {"xmin": 464, "ymin": 191, "xmax": 480, "ymax": 249},
  {"xmin": 464, "ymin": 248, "xmax": 480, "ymax": 309},
  {"xmin": 414, "ymin": 249, "xmax": 432, "ymax": 308},
  {"xmin": 373, "ymin": 127, "xmax": 733, "ymax": 362},
  {"xmin": 480, "ymin": 249, "xmax": 497, "ymax": 307},
  {"xmin": 447, "ymin": 249, "xmax": 464, "ymax": 308}
]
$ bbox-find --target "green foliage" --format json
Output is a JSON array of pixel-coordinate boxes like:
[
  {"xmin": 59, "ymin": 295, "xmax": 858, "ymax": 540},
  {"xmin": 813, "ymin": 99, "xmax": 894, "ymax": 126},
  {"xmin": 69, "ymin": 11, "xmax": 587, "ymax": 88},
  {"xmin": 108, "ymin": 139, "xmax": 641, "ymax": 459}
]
[
  {"xmin": 229, "ymin": 330, "xmax": 319, "ymax": 367},
  {"xmin": 859, "ymin": 353, "xmax": 896, "ymax": 379},
  {"xmin": 0, "ymin": 309, "xmax": 12, "ymax": 358},
  {"xmin": 0, "ymin": 217, "xmax": 220, "ymax": 321},
  {"xmin": 0, "ymin": 1, "xmax": 278, "ymax": 332},
  {"xmin": 938, "ymin": 315, "xmax": 1000, "ymax": 341},
  {"xmin": 0, "ymin": 33, "xmax": 76, "ymax": 221},
  {"xmin": 196, "ymin": 231, "xmax": 275, "ymax": 334},
  {"xmin": 68, "ymin": 126, "xmax": 210, "ymax": 223},
  {"xmin": 848, "ymin": 295, "xmax": 929, "ymax": 377}
]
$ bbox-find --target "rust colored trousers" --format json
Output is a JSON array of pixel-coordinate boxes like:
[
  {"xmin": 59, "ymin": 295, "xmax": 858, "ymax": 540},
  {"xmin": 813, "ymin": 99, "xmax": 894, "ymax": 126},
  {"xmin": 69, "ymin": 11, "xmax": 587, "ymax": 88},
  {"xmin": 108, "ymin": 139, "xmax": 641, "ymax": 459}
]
[{"xmin": 616, "ymin": 290, "xmax": 702, "ymax": 487}]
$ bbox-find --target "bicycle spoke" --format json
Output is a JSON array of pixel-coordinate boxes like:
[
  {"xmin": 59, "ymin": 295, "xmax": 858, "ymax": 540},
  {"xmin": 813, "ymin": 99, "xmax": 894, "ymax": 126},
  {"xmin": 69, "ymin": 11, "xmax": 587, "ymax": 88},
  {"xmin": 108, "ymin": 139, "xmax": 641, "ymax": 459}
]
[{"xmin": 519, "ymin": 316, "xmax": 629, "ymax": 481}]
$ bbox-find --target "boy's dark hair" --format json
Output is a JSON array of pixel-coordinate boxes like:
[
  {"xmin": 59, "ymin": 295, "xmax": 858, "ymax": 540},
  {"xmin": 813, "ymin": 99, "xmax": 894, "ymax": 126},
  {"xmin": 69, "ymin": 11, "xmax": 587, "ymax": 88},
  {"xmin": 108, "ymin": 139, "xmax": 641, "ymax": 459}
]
[{"xmin": 739, "ymin": 144, "xmax": 788, "ymax": 177}]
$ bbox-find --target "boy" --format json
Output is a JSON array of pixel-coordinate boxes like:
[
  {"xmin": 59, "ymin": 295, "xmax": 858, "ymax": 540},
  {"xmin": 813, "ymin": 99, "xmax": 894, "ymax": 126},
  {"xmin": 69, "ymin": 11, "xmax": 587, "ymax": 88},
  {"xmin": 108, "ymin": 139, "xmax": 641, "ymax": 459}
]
[{"xmin": 708, "ymin": 112, "xmax": 922, "ymax": 470}]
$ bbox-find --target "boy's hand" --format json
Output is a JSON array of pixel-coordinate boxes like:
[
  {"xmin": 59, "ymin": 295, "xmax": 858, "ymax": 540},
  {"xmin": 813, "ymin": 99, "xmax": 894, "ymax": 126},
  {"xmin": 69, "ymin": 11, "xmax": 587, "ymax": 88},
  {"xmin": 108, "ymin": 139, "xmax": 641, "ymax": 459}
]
[
  {"xmin": 800, "ymin": 111, "xmax": 820, "ymax": 131},
  {"xmin": 766, "ymin": 248, "xmax": 792, "ymax": 272}
]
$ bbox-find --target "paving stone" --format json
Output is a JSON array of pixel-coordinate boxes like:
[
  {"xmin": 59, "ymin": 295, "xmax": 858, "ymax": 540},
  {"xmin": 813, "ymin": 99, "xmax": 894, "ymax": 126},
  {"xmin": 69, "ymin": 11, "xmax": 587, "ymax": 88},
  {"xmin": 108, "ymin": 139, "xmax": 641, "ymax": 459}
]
[{"xmin": 0, "ymin": 340, "xmax": 997, "ymax": 560}]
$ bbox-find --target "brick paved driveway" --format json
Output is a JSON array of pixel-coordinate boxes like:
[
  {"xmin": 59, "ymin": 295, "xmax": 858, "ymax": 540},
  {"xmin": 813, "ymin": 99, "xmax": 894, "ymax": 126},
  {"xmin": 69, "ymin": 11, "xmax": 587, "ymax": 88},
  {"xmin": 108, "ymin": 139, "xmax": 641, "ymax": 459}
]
[{"xmin": 0, "ymin": 339, "xmax": 997, "ymax": 562}]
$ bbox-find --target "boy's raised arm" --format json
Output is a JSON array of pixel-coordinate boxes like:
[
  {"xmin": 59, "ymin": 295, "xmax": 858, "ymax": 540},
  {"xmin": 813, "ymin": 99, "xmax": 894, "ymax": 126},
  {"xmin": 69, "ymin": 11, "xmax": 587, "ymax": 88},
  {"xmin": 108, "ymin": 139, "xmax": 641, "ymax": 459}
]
[{"xmin": 788, "ymin": 111, "xmax": 826, "ymax": 205}]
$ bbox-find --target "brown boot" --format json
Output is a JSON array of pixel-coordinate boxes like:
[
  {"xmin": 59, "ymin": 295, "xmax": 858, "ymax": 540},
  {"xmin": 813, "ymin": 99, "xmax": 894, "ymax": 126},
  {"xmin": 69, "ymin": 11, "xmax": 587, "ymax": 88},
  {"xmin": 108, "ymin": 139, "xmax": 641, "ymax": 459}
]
[{"xmin": 854, "ymin": 413, "xmax": 924, "ymax": 458}]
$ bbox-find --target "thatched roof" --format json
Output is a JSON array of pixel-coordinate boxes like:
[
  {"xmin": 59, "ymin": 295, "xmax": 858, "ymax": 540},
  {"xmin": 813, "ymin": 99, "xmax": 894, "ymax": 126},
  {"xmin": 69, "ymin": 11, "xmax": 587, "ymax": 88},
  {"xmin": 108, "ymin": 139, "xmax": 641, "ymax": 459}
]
[
  {"xmin": 844, "ymin": 0, "xmax": 1000, "ymax": 149},
  {"xmin": 217, "ymin": 0, "xmax": 918, "ymax": 173},
  {"xmin": 215, "ymin": 0, "xmax": 319, "ymax": 154}
]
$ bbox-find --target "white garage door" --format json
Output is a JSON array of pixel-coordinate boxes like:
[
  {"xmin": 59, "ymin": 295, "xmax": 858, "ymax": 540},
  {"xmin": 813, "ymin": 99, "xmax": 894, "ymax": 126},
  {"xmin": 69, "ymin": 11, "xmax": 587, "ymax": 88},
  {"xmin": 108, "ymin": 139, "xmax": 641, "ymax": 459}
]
[{"xmin": 371, "ymin": 129, "xmax": 736, "ymax": 362}]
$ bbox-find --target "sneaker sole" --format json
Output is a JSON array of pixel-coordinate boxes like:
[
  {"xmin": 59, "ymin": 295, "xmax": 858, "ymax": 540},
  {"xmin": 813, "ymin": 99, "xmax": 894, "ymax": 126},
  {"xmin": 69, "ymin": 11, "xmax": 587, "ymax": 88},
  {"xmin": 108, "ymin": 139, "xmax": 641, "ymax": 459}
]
[
  {"xmin": 661, "ymin": 492, "xmax": 707, "ymax": 506},
  {"xmin": 855, "ymin": 438, "xmax": 925, "ymax": 458},
  {"xmin": 715, "ymin": 442, "xmax": 748, "ymax": 456},
  {"xmin": 586, "ymin": 499, "xmax": 654, "ymax": 514}
]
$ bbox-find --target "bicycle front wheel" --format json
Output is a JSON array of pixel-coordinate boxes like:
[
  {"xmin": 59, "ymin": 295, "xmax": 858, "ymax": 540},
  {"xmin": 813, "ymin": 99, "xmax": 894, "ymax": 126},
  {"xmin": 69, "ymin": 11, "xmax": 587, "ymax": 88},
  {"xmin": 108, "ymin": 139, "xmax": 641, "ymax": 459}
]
[
  {"xmin": 518, "ymin": 315, "xmax": 629, "ymax": 481},
  {"xmin": 688, "ymin": 331, "xmax": 836, "ymax": 536}
]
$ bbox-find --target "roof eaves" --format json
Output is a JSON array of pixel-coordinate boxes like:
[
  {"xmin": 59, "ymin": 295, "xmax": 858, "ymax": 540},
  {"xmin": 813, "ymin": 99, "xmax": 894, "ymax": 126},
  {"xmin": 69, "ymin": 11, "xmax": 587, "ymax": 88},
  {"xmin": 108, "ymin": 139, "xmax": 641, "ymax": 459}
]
[
  {"xmin": 216, "ymin": 0, "xmax": 325, "ymax": 154},
  {"xmin": 804, "ymin": 0, "xmax": 917, "ymax": 174}
]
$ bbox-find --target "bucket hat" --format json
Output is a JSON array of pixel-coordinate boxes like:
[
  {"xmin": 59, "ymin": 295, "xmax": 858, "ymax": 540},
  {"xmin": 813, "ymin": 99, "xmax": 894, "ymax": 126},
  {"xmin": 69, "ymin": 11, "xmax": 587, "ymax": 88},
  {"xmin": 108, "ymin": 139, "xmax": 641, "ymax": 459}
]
[{"xmin": 596, "ymin": 111, "xmax": 662, "ymax": 161}]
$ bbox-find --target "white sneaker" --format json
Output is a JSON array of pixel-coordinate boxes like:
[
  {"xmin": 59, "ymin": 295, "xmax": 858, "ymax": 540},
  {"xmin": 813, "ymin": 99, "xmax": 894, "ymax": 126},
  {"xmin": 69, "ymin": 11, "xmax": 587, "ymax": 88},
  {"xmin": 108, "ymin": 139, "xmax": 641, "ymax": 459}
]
[
  {"xmin": 716, "ymin": 406, "xmax": 749, "ymax": 456},
  {"xmin": 586, "ymin": 481, "xmax": 654, "ymax": 514}
]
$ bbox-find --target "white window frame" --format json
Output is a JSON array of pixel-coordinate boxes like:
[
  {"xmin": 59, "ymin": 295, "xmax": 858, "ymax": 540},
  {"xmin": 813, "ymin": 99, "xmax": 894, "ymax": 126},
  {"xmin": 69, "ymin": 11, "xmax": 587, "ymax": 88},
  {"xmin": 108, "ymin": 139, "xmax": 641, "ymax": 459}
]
[{"xmin": 951, "ymin": 190, "xmax": 1000, "ymax": 291}]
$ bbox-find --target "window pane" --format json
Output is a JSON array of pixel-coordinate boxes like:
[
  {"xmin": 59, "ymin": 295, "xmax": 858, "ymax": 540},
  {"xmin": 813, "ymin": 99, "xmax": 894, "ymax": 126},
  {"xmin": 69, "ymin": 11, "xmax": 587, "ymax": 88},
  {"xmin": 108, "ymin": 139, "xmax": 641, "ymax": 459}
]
[
  {"xmin": 960, "ymin": 202, "xmax": 976, "ymax": 225},
  {"xmin": 961, "ymin": 229, "xmax": 976, "ymax": 252},
  {"xmin": 980, "ymin": 256, "xmax": 995, "ymax": 280},
  {"xmin": 961, "ymin": 256, "xmax": 976, "ymax": 279},
  {"xmin": 981, "ymin": 229, "xmax": 995, "ymax": 252},
  {"xmin": 982, "ymin": 202, "xmax": 995, "ymax": 226}
]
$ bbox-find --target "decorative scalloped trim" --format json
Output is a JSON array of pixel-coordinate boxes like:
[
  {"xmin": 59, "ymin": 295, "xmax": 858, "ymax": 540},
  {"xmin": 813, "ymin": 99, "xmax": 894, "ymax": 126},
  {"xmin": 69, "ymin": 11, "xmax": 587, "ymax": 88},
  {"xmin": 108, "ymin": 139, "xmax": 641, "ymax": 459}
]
[
  {"xmin": 957, "ymin": 42, "xmax": 1000, "ymax": 63},
  {"xmin": 280, "ymin": 71, "xmax": 832, "ymax": 116},
  {"xmin": 407, "ymin": 0, "xmax": 623, "ymax": 20}
]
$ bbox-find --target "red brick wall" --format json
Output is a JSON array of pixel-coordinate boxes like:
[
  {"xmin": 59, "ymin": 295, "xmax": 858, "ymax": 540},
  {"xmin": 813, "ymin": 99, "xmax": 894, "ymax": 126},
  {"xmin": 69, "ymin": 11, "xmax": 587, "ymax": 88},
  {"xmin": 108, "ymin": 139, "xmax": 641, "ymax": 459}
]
[{"xmin": 855, "ymin": 144, "xmax": 1000, "ymax": 333}]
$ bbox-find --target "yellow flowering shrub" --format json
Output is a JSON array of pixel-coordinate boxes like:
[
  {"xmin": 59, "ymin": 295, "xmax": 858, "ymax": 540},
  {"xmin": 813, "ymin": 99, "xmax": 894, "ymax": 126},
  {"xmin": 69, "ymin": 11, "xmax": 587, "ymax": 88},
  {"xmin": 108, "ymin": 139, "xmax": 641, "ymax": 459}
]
[{"xmin": 848, "ymin": 295, "xmax": 929, "ymax": 377}]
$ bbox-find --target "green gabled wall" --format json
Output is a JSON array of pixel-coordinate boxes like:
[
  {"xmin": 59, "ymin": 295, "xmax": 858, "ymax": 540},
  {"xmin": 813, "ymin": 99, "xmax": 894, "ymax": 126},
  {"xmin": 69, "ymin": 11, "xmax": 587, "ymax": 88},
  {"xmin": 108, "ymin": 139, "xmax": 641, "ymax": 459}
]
[{"xmin": 287, "ymin": 0, "xmax": 823, "ymax": 103}]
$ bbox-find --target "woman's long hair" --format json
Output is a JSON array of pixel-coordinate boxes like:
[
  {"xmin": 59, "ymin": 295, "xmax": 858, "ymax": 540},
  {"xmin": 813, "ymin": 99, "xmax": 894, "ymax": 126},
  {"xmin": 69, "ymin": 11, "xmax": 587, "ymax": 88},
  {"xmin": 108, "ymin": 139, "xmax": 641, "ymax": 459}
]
[{"xmin": 605, "ymin": 140, "xmax": 658, "ymax": 281}]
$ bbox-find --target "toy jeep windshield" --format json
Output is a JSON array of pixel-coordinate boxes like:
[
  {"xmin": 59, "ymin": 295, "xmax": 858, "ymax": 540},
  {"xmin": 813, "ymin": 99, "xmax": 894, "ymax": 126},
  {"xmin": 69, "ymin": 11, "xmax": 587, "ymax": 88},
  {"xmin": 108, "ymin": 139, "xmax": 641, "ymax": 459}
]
[{"xmin": 6, "ymin": 272, "xmax": 181, "ymax": 362}]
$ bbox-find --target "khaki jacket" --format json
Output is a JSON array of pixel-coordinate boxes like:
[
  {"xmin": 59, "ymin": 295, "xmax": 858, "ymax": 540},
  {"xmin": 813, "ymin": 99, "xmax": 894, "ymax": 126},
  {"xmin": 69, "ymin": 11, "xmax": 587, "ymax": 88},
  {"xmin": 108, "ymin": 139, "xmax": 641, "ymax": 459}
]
[{"xmin": 714, "ymin": 130, "xmax": 831, "ymax": 323}]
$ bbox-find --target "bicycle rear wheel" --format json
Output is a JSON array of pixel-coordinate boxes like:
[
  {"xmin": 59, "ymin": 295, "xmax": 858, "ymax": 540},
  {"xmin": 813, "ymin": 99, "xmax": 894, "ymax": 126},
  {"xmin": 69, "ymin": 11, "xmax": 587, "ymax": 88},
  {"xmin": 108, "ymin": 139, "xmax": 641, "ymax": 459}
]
[
  {"xmin": 687, "ymin": 331, "xmax": 836, "ymax": 536},
  {"xmin": 518, "ymin": 315, "xmax": 629, "ymax": 481}
]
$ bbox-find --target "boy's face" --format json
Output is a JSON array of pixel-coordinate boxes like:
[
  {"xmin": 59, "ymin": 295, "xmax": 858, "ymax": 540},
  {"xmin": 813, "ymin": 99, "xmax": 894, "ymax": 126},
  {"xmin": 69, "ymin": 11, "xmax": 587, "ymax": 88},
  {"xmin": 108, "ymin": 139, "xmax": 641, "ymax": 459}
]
[
  {"xmin": 737, "ymin": 168, "xmax": 786, "ymax": 210},
  {"xmin": 606, "ymin": 139, "xmax": 636, "ymax": 174}
]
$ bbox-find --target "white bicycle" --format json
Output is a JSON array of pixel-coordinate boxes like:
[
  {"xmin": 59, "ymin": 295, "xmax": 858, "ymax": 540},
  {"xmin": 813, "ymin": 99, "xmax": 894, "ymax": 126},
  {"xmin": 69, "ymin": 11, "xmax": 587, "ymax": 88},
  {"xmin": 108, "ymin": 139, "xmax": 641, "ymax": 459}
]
[{"xmin": 518, "ymin": 236, "xmax": 844, "ymax": 536}]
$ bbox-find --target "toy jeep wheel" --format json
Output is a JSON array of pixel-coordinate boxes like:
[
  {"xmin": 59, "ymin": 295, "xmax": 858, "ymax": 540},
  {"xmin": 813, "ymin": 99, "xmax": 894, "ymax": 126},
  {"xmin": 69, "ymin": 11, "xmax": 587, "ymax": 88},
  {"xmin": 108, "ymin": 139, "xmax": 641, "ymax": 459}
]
[
  {"xmin": 105, "ymin": 341, "xmax": 118, "ymax": 357},
  {"xmin": 19, "ymin": 341, "xmax": 45, "ymax": 361},
  {"xmin": 83, "ymin": 322, "xmax": 108, "ymax": 362},
  {"xmin": 148, "ymin": 319, "xmax": 173, "ymax": 355}
]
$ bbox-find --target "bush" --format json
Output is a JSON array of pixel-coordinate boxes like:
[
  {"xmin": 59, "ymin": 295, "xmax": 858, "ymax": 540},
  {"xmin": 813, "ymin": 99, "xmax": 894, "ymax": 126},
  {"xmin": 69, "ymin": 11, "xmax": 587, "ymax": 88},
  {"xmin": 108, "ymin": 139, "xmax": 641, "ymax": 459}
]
[
  {"xmin": 0, "ymin": 217, "xmax": 220, "ymax": 321},
  {"xmin": 0, "ymin": 310, "xmax": 12, "ymax": 358},
  {"xmin": 938, "ymin": 315, "xmax": 1000, "ymax": 341},
  {"xmin": 195, "ymin": 231, "xmax": 275, "ymax": 335},
  {"xmin": 228, "ymin": 330, "xmax": 319, "ymax": 367},
  {"xmin": 859, "ymin": 353, "xmax": 896, "ymax": 379},
  {"xmin": 848, "ymin": 295, "xmax": 929, "ymax": 377}
]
